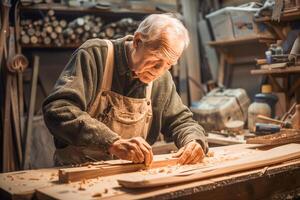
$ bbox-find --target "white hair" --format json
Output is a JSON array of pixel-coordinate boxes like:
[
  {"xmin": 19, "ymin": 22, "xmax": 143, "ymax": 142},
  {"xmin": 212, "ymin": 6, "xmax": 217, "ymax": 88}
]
[{"xmin": 135, "ymin": 13, "xmax": 190, "ymax": 62}]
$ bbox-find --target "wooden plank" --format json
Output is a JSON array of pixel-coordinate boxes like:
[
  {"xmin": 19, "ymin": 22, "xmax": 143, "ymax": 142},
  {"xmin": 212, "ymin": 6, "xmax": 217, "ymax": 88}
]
[
  {"xmin": 208, "ymin": 36, "xmax": 275, "ymax": 47},
  {"xmin": 251, "ymin": 66, "xmax": 300, "ymax": 75},
  {"xmin": 198, "ymin": 19, "xmax": 219, "ymax": 82},
  {"xmin": 247, "ymin": 129, "xmax": 300, "ymax": 145},
  {"xmin": 181, "ymin": 0, "xmax": 203, "ymax": 102},
  {"xmin": 254, "ymin": 10, "xmax": 300, "ymax": 22},
  {"xmin": 117, "ymin": 143, "xmax": 300, "ymax": 188},
  {"xmin": 23, "ymin": 55, "xmax": 39, "ymax": 169},
  {"xmin": 59, "ymin": 154, "xmax": 178, "ymax": 183},
  {"xmin": 207, "ymin": 133, "xmax": 245, "ymax": 146},
  {"xmin": 0, "ymin": 168, "xmax": 58, "ymax": 200},
  {"xmin": 178, "ymin": 50, "xmax": 189, "ymax": 105}
]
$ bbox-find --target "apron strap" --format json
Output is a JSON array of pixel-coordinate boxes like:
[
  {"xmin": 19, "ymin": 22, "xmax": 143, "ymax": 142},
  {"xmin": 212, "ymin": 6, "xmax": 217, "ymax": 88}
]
[
  {"xmin": 146, "ymin": 82, "xmax": 153, "ymax": 100},
  {"xmin": 88, "ymin": 40, "xmax": 114, "ymax": 116},
  {"xmin": 101, "ymin": 39, "xmax": 114, "ymax": 91}
]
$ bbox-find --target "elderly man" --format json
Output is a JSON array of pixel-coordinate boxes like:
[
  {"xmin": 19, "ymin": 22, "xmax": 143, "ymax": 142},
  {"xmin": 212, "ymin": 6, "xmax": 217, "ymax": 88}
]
[{"xmin": 43, "ymin": 14, "xmax": 208, "ymax": 166}]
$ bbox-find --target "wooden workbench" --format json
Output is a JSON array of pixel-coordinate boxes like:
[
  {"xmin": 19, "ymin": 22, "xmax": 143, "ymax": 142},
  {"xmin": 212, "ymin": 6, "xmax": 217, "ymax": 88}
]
[{"xmin": 1, "ymin": 143, "xmax": 300, "ymax": 200}]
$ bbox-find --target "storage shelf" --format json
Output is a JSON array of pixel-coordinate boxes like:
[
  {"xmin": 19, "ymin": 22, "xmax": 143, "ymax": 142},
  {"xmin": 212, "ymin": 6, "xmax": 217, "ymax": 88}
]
[
  {"xmin": 254, "ymin": 9, "xmax": 300, "ymax": 22},
  {"xmin": 21, "ymin": 44, "xmax": 81, "ymax": 49},
  {"xmin": 208, "ymin": 36, "xmax": 275, "ymax": 47},
  {"xmin": 20, "ymin": 3, "xmax": 161, "ymax": 15},
  {"xmin": 251, "ymin": 66, "xmax": 300, "ymax": 75}
]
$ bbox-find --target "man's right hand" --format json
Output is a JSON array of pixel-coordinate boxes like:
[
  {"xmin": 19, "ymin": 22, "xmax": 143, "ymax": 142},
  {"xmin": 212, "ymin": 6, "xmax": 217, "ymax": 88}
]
[{"xmin": 108, "ymin": 137, "xmax": 153, "ymax": 166}]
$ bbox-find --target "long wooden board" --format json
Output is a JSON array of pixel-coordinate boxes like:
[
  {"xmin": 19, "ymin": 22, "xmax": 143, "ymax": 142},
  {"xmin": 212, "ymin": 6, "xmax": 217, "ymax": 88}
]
[
  {"xmin": 117, "ymin": 143, "xmax": 300, "ymax": 188},
  {"xmin": 59, "ymin": 154, "xmax": 178, "ymax": 183}
]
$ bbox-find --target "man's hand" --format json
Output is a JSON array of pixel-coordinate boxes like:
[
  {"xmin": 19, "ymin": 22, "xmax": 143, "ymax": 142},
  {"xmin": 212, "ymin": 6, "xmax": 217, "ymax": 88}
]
[
  {"xmin": 108, "ymin": 137, "xmax": 153, "ymax": 166},
  {"xmin": 173, "ymin": 141, "xmax": 205, "ymax": 165}
]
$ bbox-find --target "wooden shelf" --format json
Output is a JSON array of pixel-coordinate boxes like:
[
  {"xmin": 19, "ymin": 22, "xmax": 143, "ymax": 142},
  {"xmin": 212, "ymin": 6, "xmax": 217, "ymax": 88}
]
[
  {"xmin": 254, "ymin": 9, "xmax": 300, "ymax": 22},
  {"xmin": 208, "ymin": 36, "xmax": 275, "ymax": 47},
  {"xmin": 21, "ymin": 44, "xmax": 80, "ymax": 49},
  {"xmin": 20, "ymin": 3, "xmax": 161, "ymax": 15},
  {"xmin": 251, "ymin": 66, "xmax": 300, "ymax": 75}
]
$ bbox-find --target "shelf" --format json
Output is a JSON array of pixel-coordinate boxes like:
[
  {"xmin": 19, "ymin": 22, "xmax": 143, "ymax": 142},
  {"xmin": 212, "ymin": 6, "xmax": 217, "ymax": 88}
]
[
  {"xmin": 21, "ymin": 44, "xmax": 81, "ymax": 49},
  {"xmin": 208, "ymin": 36, "xmax": 275, "ymax": 47},
  {"xmin": 20, "ymin": 3, "xmax": 161, "ymax": 15},
  {"xmin": 251, "ymin": 66, "xmax": 300, "ymax": 75},
  {"xmin": 254, "ymin": 9, "xmax": 300, "ymax": 23}
]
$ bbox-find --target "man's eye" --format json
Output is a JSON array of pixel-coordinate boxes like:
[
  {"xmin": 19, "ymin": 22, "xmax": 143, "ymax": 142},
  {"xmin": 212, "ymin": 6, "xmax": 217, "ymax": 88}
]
[{"xmin": 154, "ymin": 64, "xmax": 161, "ymax": 69}]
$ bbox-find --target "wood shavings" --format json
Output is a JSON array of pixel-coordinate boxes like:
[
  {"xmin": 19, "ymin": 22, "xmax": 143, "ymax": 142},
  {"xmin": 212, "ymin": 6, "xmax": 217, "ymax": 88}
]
[
  {"xmin": 259, "ymin": 166, "xmax": 269, "ymax": 176},
  {"xmin": 207, "ymin": 151, "xmax": 215, "ymax": 157},
  {"xmin": 158, "ymin": 168, "xmax": 166, "ymax": 173},
  {"xmin": 78, "ymin": 183, "xmax": 86, "ymax": 191},
  {"xmin": 7, "ymin": 175, "xmax": 14, "ymax": 181},
  {"xmin": 29, "ymin": 177, "xmax": 40, "ymax": 181},
  {"xmin": 92, "ymin": 192, "xmax": 102, "ymax": 197}
]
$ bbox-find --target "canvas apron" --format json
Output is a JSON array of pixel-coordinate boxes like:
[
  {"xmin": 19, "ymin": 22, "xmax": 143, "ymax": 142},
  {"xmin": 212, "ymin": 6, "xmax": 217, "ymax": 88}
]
[{"xmin": 54, "ymin": 39, "xmax": 153, "ymax": 165}]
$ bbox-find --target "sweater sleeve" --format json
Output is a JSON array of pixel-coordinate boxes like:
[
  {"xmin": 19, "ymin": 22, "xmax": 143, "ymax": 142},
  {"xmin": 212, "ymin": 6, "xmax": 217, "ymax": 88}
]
[
  {"xmin": 161, "ymin": 73, "xmax": 209, "ymax": 153},
  {"xmin": 42, "ymin": 47, "xmax": 120, "ymax": 151}
]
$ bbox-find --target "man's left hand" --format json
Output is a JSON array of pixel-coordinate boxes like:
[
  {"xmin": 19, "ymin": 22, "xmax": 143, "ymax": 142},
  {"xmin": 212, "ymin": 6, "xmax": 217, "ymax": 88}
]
[{"xmin": 173, "ymin": 141, "xmax": 205, "ymax": 165}]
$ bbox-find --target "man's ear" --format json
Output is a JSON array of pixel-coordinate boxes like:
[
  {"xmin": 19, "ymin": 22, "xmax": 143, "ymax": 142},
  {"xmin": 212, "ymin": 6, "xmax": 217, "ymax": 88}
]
[{"xmin": 133, "ymin": 32, "xmax": 142, "ymax": 48}]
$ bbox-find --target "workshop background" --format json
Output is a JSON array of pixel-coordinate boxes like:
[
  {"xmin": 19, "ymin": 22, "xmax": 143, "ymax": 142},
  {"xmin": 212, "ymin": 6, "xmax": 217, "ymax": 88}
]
[{"xmin": 1, "ymin": 0, "xmax": 300, "ymax": 177}]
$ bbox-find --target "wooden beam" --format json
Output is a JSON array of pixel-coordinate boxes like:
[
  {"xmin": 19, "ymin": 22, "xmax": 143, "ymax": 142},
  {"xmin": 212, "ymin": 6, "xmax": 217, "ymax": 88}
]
[
  {"xmin": 59, "ymin": 154, "xmax": 178, "ymax": 183},
  {"xmin": 181, "ymin": 0, "xmax": 203, "ymax": 103},
  {"xmin": 23, "ymin": 55, "xmax": 40, "ymax": 169}
]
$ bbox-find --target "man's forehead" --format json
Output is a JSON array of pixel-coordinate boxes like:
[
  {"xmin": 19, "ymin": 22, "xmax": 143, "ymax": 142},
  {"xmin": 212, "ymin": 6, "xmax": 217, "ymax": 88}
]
[{"xmin": 154, "ymin": 53, "xmax": 178, "ymax": 65}]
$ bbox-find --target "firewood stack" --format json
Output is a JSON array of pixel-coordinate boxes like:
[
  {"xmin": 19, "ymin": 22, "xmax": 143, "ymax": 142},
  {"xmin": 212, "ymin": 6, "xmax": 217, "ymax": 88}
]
[{"xmin": 20, "ymin": 10, "xmax": 140, "ymax": 46}]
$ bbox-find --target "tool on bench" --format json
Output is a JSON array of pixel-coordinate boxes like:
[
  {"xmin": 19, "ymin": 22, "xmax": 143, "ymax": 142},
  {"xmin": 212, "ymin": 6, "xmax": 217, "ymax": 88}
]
[
  {"xmin": 254, "ymin": 123, "xmax": 281, "ymax": 135},
  {"xmin": 257, "ymin": 115, "xmax": 292, "ymax": 128}
]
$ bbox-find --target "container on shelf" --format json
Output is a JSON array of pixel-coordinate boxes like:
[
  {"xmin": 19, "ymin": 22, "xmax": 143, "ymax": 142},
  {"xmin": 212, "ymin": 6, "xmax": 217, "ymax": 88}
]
[{"xmin": 206, "ymin": 2, "xmax": 274, "ymax": 41}]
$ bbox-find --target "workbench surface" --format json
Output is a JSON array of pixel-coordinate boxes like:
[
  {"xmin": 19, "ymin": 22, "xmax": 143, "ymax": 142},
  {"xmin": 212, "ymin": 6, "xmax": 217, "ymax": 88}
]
[{"xmin": 1, "ymin": 144, "xmax": 300, "ymax": 200}]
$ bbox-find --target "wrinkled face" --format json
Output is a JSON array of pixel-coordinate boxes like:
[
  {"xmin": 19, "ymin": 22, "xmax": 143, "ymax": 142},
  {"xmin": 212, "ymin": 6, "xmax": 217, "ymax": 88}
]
[{"xmin": 131, "ymin": 37, "xmax": 184, "ymax": 84}]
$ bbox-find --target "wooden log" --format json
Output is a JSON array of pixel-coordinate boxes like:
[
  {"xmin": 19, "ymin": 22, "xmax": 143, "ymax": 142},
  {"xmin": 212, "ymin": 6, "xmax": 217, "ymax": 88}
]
[
  {"xmin": 43, "ymin": 37, "xmax": 51, "ymax": 45},
  {"xmin": 58, "ymin": 154, "xmax": 178, "ymax": 183},
  {"xmin": 30, "ymin": 36, "xmax": 38, "ymax": 44},
  {"xmin": 21, "ymin": 35, "xmax": 30, "ymax": 44},
  {"xmin": 59, "ymin": 20, "xmax": 67, "ymax": 28}
]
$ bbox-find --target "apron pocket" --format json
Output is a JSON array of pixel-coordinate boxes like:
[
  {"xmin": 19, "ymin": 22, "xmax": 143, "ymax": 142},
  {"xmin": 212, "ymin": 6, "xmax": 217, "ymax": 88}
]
[{"xmin": 106, "ymin": 107, "xmax": 152, "ymax": 139}]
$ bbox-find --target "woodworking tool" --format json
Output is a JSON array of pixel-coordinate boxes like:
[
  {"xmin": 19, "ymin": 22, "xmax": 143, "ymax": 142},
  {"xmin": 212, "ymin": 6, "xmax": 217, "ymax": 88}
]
[
  {"xmin": 255, "ymin": 123, "xmax": 281, "ymax": 135},
  {"xmin": 257, "ymin": 115, "xmax": 292, "ymax": 128}
]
